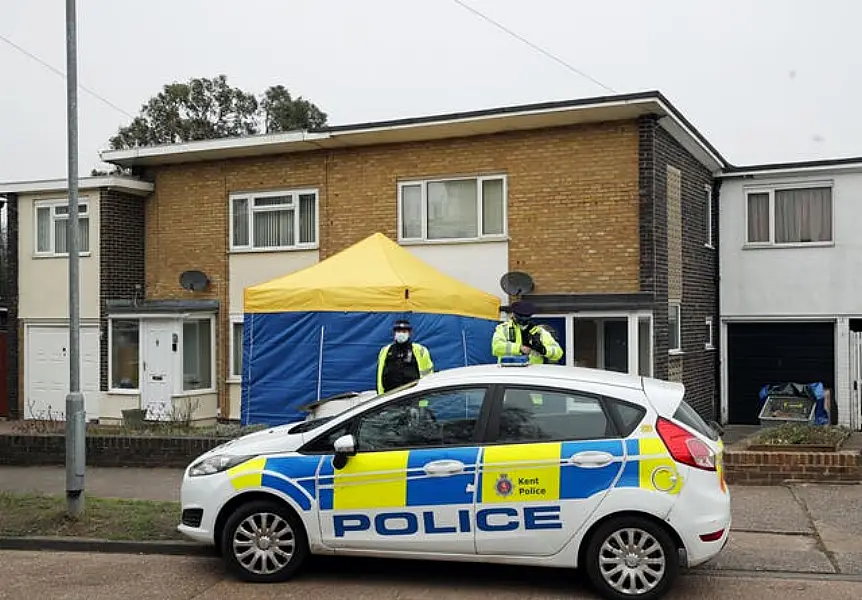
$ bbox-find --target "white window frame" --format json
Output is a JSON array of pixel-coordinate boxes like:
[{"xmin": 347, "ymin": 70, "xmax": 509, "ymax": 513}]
[
  {"xmin": 107, "ymin": 316, "xmax": 141, "ymax": 395},
  {"xmin": 33, "ymin": 197, "xmax": 91, "ymax": 257},
  {"xmin": 181, "ymin": 314, "xmax": 217, "ymax": 395},
  {"xmin": 668, "ymin": 303, "xmax": 682, "ymax": 354},
  {"xmin": 704, "ymin": 184, "xmax": 713, "ymax": 248},
  {"xmin": 532, "ymin": 310, "xmax": 654, "ymax": 378},
  {"xmin": 705, "ymin": 316, "xmax": 714, "ymax": 350},
  {"xmin": 397, "ymin": 174, "xmax": 508, "ymax": 244},
  {"xmin": 229, "ymin": 188, "xmax": 320, "ymax": 252},
  {"xmin": 743, "ymin": 181, "xmax": 834, "ymax": 248},
  {"xmin": 229, "ymin": 315, "xmax": 244, "ymax": 383}
]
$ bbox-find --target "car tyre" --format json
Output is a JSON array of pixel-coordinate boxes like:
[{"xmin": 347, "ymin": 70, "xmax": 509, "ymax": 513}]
[
  {"xmin": 221, "ymin": 499, "xmax": 309, "ymax": 583},
  {"xmin": 583, "ymin": 515, "xmax": 679, "ymax": 600}
]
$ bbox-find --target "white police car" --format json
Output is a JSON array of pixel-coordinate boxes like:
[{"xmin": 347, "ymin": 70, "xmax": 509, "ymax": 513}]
[{"xmin": 178, "ymin": 363, "xmax": 730, "ymax": 600}]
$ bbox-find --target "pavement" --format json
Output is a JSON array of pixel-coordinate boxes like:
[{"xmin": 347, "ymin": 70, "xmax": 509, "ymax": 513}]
[
  {"xmin": 2, "ymin": 550, "xmax": 862, "ymax": 600},
  {"xmin": 1, "ymin": 465, "xmax": 862, "ymax": 582}
]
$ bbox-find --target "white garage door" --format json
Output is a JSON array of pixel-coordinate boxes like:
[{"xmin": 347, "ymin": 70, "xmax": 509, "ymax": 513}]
[{"xmin": 26, "ymin": 326, "xmax": 100, "ymax": 421}]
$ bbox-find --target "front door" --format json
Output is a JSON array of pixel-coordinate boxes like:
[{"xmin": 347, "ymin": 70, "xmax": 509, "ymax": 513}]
[
  {"xmin": 142, "ymin": 320, "xmax": 175, "ymax": 420},
  {"xmin": 317, "ymin": 386, "xmax": 489, "ymax": 555},
  {"xmin": 476, "ymin": 384, "xmax": 626, "ymax": 557}
]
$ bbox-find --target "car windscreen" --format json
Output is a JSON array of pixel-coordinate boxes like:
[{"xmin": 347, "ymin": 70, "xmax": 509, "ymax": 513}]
[{"xmin": 288, "ymin": 416, "xmax": 336, "ymax": 434}]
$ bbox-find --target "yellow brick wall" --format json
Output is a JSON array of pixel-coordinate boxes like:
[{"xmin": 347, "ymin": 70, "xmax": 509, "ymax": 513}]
[
  {"xmin": 324, "ymin": 122, "xmax": 641, "ymax": 292},
  {"xmin": 145, "ymin": 122, "xmax": 641, "ymax": 414}
]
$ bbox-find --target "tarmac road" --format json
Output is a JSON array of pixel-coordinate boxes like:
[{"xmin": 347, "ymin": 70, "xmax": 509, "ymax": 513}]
[{"xmin": 2, "ymin": 550, "xmax": 862, "ymax": 600}]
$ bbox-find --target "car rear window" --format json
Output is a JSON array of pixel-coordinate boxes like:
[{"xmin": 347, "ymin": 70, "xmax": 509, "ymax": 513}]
[{"xmin": 673, "ymin": 400, "xmax": 719, "ymax": 441}]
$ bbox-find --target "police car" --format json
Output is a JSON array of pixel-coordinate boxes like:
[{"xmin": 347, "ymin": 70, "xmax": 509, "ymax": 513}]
[{"xmin": 178, "ymin": 363, "xmax": 730, "ymax": 600}]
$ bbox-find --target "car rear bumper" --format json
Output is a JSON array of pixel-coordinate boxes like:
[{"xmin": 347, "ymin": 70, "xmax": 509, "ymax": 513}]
[{"xmin": 667, "ymin": 467, "xmax": 732, "ymax": 567}]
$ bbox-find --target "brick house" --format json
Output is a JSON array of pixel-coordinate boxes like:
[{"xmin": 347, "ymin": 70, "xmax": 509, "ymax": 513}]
[
  {"xmin": 0, "ymin": 90, "xmax": 726, "ymax": 424},
  {"xmin": 0, "ymin": 176, "xmax": 153, "ymax": 421}
]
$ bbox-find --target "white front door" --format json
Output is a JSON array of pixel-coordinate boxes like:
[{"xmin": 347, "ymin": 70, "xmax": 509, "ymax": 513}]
[
  {"xmin": 142, "ymin": 320, "xmax": 176, "ymax": 420},
  {"xmin": 850, "ymin": 331, "xmax": 862, "ymax": 431}
]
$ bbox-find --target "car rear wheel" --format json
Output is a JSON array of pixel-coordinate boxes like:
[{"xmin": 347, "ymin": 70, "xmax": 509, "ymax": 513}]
[
  {"xmin": 221, "ymin": 499, "xmax": 309, "ymax": 583},
  {"xmin": 584, "ymin": 516, "xmax": 679, "ymax": 600}
]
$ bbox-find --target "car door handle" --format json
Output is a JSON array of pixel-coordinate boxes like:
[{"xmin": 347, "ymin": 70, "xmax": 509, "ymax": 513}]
[
  {"xmin": 569, "ymin": 451, "xmax": 615, "ymax": 468},
  {"xmin": 423, "ymin": 459, "xmax": 465, "ymax": 476}
]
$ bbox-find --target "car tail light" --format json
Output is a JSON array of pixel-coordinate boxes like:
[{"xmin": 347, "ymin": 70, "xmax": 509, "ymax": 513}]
[
  {"xmin": 656, "ymin": 417, "xmax": 716, "ymax": 471},
  {"xmin": 699, "ymin": 529, "xmax": 725, "ymax": 542}
]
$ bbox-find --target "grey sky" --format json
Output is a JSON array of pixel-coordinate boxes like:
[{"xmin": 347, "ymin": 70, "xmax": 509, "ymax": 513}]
[{"xmin": 1, "ymin": 0, "xmax": 860, "ymax": 182}]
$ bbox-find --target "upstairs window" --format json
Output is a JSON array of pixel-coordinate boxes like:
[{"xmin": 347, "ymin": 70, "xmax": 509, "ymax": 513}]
[
  {"xmin": 230, "ymin": 189, "xmax": 318, "ymax": 251},
  {"xmin": 35, "ymin": 199, "xmax": 90, "ymax": 256},
  {"xmin": 746, "ymin": 186, "xmax": 832, "ymax": 246},
  {"xmin": 398, "ymin": 175, "xmax": 506, "ymax": 242}
]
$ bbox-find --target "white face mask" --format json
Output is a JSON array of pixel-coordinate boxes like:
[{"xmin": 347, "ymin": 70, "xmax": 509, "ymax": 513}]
[{"xmin": 394, "ymin": 331, "xmax": 410, "ymax": 344}]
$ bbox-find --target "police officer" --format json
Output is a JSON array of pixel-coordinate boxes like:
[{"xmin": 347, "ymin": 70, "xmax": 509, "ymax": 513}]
[
  {"xmin": 492, "ymin": 300, "xmax": 563, "ymax": 364},
  {"xmin": 377, "ymin": 319, "xmax": 434, "ymax": 394}
]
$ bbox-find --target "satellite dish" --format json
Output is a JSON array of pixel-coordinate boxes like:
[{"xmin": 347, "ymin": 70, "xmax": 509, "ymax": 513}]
[
  {"xmin": 179, "ymin": 270, "xmax": 210, "ymax": 292},
  {"xmin": 500, "ymin": 271, "xmax": 534, "ymax": 297}
]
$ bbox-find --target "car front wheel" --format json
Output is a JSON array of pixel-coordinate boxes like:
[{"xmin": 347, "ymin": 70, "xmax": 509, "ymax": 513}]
[
  {"xmin": 584, "ymin": 516, "xmax": 679, "ymax": 600},
  {"xmin": 221, "ymin": 499, "xmax": 309, "ymax": 583}
]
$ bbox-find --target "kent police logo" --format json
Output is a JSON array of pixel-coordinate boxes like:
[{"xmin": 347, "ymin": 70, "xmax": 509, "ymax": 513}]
[{"xmin": 495, "ymin": 473, "xmax": 513, "ymax": 497}]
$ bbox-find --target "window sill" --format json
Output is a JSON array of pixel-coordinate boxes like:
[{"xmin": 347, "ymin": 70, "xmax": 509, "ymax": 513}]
[
  {"xmin": 176, "ymin": 388, "xmax": 217, "ymax": 397},
  {"xmin": 743, "ymin": 241, "xmax": 834, "ymax": 250},
  {"xmin": 33, "ymin": 252, "xmax": 92, "ymax": 259},
  {"xmin": 398, "ymin": 236, "xmax": 509, "ymax": 247},
  {"xmin": 229, "ymin": 245, "xmax": 318, "ymax": 255},
  {"xmin": 108, "ymin": 389, "xmax": 140, "ymax": 395},
  {"xmin": 704, "ymin": 243, "xmax": 715, "ymax": 250},
  {"xmin": 227, "ymin": 377, "xmax": 241, "ymax": 384},
  {"xmin": 668, "ymin": 349, "xmax": 684, "ymax": 356},
  {"xmin": 705, "ymin": 344, "xmax": 716, "ymax": 351}
]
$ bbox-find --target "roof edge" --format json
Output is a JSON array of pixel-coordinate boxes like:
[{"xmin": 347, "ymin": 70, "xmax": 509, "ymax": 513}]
[
  {"xmin": 97, "ymin": 90, "xmax": 728, "ymax": 172},
  {"xmin": 0, "ymin": 176, "xmax": 154, "ymax": 196},
  {"xmin": 720, "ymin": 155, "xmax": 862, "ymax": 178}
]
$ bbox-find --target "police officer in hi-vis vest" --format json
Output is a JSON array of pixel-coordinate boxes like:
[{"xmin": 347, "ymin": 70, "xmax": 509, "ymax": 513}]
[
  {"xmin": 492, "ymin": 300, "xmax": 563, "ymax": 364},
  {"xmin": 376, "ymin": 319, "xmax": 434, "ymax": 394}
]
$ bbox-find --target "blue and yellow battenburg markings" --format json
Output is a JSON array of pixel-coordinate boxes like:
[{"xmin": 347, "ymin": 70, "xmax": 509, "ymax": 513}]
[
  {"xmin": 226, "ymin": 455, "xmax": 322, "ymax": 511},
  {"xmin": 224, "ymin": 435, "xmax": 685, "ymax": 516}
]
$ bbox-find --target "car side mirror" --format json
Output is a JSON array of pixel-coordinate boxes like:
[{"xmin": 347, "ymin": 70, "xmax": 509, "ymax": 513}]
[{"xmin": 332, "ymin": 434, "xmax": 356, "ymax": 470}]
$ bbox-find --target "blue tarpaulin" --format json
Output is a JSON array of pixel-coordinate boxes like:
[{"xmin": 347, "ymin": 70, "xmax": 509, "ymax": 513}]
[{"xmin": 241, "ymin": 311, "xmax": 497, "ymax": 425}]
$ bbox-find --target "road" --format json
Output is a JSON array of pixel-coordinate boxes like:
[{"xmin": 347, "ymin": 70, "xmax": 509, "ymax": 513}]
[{"xmin": 2, "ymin": 550, "xmax": 862, "ymax": 600}]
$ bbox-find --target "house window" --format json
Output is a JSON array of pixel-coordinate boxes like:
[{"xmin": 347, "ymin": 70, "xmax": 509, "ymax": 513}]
[
  {"xmin": 704, "ymin": 185, "xmax": 713, "ymax": 247},
  {"xmin": 668, "ymin": 303, "xmax": 681, "ymax": 353},
  {"xmin": 35, "ymin": 200, "xmax": 90, "ymax": 255},
  {"xmin": 111, "ymin": 319, "xmax": 139, "ymax": 390},
  {"xmin": 398, "ymin": 175, "xmax": 506, "ymax": 242},
  {"xmin": 230, "ymin": 189, "xmax": 318, "ymax": 251},
  {"xmin": 231, "ymin": 320, "xmax": 243, "ymax": 379},
  {"xmin": 705, "ymin": 317, "xmax": 714, "ymax": 350},
  {"xmin": 746, "ymin": 186, "xmax": 832, "ymax": 245},
  {"xmin": 183, "ymin": 318, "xmax": 213, "ymax": 391}
]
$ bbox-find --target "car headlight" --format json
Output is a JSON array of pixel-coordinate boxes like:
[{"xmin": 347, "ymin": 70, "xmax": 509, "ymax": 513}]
[{"xmin": 189, "ymin": 454, "xmax": 255, "ymax": 477}]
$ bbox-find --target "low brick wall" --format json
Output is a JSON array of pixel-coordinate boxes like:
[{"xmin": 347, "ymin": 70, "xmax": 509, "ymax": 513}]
[
  {"xmin": 724, "ymin": 447, "xmax": 862, "ymax": 485},
  {"xmin": 0, "ymin": 434, "xmax": 225, "ymax": 468}
]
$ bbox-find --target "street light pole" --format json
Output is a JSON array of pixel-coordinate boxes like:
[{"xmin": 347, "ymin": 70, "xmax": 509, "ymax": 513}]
[{"xmin": 65, "ymin": 0, "xmax": 85, "ymax": 518}]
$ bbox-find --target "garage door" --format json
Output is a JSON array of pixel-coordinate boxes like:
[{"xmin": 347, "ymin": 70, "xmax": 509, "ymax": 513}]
[
  {"xmin": 26, "ymin": 326, "xmax": 100, "ymax": 421},
  {"xmin": 727, "ymin": 322, "xmax": 834, "ymax": 425}
]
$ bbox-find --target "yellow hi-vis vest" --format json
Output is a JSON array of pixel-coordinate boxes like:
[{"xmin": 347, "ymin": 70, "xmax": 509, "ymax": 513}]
[
  {"xmin": 376, "ymin": 342, "xmax": 434, "ymax": 394},
  {"xmin": 491, "ymin": 320, "xmax": 563, "ymax": 365}
]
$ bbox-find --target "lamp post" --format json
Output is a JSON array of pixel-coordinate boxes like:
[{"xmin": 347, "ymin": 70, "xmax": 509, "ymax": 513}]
[{"xmin": 65, "ymin": 0, "xmax": 85, "ymax": 518}]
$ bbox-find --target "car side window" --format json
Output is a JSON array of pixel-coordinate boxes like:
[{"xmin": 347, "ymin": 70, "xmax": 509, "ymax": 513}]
[
  {"xmin": 604, "ymin": 397, "xmax": 646, "ymax": 437},
  {"xmin": 495, "ymin": 387, "xmax": 615, "ymax": 444},
  {"xmin": 356, "ymin": 387, "xmax": 487, "ymax": 452}
]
